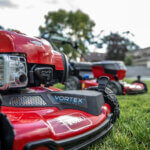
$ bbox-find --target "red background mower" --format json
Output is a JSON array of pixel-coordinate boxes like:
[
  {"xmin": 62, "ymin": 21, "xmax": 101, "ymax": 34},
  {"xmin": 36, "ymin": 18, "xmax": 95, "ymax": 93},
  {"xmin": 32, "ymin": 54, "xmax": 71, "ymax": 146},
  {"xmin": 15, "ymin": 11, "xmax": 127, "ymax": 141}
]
[{"xmin": 66, "ymin": 61, "xmax": 147, "ymax": 95}]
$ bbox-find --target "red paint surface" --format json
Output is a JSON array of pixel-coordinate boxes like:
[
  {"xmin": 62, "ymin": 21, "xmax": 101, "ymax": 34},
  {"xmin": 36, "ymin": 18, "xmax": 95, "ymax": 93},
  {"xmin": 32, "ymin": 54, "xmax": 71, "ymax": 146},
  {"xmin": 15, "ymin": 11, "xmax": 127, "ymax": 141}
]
[
  {"xmin": 0, "ymin": 30, "xmax": 64, "ymax": 70},
  {"xmin": 80, "ymin": 79, "xmax": 98, "ymax": 89},
  {"xmin": 124, "ymin": 82, "xmax": 145, "ymax": 92},
  {"xmin": 92, "ymin": 66, "xmax": 126, "ymax": 80},
  {"xmin": 2, "ymin": 97, "xmax": 110, "ymax": 150}
]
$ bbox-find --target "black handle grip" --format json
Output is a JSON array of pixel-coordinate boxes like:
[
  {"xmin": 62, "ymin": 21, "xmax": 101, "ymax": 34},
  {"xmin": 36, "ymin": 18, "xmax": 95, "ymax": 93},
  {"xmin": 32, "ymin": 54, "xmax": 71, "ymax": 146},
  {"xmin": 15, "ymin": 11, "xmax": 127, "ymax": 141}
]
[{"xmin": 97, "ymin": 76, "xmax": 110, "ymax": 92}]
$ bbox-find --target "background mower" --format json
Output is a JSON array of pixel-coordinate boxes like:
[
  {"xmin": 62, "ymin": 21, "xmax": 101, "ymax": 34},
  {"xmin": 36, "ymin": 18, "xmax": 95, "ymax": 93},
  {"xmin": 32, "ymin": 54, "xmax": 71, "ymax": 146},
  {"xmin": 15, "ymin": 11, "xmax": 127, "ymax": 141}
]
[
  {"xmin": 66, "ymin": 61, "xmax": 147, "ymax": 95},
  {"xmin": 66, "ymin": 62, "xmax": 98, "ymax": 90},
  {"xmin": 92, "ymin": 61, "xmax": 148, "ymax": 94},
  {"xmin": 0, "ymin": 30, "xmax": 119, "ymax": 150},
  {"xmin": 50, "ymin": 34, "xmax": 147, "ymax": 95}
]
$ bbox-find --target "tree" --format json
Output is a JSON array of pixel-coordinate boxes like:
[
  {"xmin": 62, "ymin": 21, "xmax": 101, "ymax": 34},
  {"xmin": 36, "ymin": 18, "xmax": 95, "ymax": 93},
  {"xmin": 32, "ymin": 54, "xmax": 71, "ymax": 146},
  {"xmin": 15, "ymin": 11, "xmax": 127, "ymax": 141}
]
[
  {"xmin": 98, "ymin": 32, "xmax": 139, "ymax": 61},
  {"xmin": 124, "ymin": 55, "xmax": 133, "ymax": 66},
  {"xmin": 39, "ymin": 9, "xmax": 95, "ymax": 59},
  {"xmin": 0, "ymin": 25, "xmax": 24, "ymax": 34}
]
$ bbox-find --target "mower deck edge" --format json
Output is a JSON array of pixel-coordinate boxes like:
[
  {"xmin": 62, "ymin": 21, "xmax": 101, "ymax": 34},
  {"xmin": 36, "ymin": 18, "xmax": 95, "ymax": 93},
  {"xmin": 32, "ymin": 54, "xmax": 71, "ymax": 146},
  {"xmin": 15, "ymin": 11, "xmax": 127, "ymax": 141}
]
[{"xmin": 24, "ymin": 114, "xmax": 113, "ymax": 150}]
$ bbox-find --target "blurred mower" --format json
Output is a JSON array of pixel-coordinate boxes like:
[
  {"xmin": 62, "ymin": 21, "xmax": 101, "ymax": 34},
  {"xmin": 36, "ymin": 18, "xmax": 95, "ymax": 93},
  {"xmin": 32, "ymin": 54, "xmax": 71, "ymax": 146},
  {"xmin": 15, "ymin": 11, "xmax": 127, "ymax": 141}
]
[
  {"xmin": 66, "ymin": 60, "xmax": 147, "ymax": 95},
  {"xmin": 92, "ymin": 61, "xmax": 147, "ymax": 95}
]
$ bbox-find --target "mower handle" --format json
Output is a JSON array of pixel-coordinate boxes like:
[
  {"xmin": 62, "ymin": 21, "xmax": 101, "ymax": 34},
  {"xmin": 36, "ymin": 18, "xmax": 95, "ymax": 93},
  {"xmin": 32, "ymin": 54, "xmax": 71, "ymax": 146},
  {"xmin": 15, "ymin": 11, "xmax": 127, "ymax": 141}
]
[
  {"xmin": 41, "ymin": 31, "xmax": 79, "ymax": 50},
  {"xmin": 97, "ymin": 76, "xmax": 110, "ymax": 92}
]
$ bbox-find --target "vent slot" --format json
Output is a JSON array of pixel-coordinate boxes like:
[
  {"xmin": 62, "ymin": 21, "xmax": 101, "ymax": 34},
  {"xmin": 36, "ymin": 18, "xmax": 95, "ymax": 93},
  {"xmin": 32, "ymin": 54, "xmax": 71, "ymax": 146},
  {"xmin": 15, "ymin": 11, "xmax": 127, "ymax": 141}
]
[{"xmin": 9, "ymin": 95, "xmax": 47, "ymax": 106}]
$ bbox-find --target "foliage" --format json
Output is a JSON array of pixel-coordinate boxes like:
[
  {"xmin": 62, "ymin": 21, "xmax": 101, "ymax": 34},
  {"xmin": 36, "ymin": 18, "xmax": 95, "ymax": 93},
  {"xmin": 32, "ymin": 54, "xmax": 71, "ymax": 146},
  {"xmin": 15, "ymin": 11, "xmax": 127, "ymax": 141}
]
[
  {"xmin": 0, "ymin": 25, "xmax": 24, "ymax": 34},
  {"xmin": 125, "ymin": 55, "xmax": 133, "ymax": 66},
  {"xmin": 99, "ymin": 32, "xmax": 139, "ymax": 61},
  {"xmin": 39, "ymin": 9, "xmax": 95, "ymax": 59},
  {"xmin": 54, "ymin": 83, "xmax": 65, "ymax": 90}
]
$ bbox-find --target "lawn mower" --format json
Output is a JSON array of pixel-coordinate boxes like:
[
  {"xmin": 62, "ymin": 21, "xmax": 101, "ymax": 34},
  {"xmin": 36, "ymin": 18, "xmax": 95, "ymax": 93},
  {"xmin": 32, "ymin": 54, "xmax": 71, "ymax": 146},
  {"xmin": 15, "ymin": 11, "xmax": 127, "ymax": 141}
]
[
  {"xmin": 66, "ymin": 61, "xmax": 147, "ymax": 95},
  {"xmin": 92, "ymin": 61, "xmax": 148, "ymax": 94},
  {"xmin": 66, "ymin": 62, "xmax": 98, "ymax": 90},
  {"xmin": 0, "ymin": 30, "xmax": 119, "ymax": 150}
]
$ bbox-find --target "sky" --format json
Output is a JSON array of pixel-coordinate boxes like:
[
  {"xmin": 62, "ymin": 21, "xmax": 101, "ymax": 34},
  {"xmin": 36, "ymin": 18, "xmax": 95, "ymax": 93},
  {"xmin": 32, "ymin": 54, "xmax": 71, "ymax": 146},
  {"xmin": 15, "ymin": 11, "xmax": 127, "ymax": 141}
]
[{"xmin": 0, "ymin": 0, "xmax": 150, "ymax": 51}]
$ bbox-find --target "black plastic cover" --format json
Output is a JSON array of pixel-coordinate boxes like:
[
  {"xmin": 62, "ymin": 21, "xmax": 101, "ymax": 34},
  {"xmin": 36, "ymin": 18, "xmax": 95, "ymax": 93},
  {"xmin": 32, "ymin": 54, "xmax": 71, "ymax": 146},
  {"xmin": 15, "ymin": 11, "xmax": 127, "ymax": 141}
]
[
  {"xmin": 2, "ymin": 90, "xmax": 104, "ymax": 116},
  {"xmin": 49, "ymin": 90, "xmax": 104, "ymax": 116},
  {"xmin": 70, "ymin": 62, "xmax": 92, "ymax": 71}
]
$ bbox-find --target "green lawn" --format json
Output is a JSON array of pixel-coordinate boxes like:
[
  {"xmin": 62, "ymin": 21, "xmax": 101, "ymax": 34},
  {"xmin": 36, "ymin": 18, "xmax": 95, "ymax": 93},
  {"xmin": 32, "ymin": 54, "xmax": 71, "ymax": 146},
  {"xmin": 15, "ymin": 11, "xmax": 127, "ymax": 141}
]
[
  {"xmin": 87, "ymin": 80, "xmax": 150, "ymax": 150},
  {"xmin": 54, "ymin": 81, "xmax": 150, "ymax": 150}
]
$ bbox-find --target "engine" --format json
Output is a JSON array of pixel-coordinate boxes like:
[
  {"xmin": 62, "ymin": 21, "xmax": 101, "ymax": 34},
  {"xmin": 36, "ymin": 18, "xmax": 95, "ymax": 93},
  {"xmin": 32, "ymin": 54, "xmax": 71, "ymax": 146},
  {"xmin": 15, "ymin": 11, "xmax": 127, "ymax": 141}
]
[{"xmin": 0, "ymin": 30, "xmax": 68, "ymax": 90}]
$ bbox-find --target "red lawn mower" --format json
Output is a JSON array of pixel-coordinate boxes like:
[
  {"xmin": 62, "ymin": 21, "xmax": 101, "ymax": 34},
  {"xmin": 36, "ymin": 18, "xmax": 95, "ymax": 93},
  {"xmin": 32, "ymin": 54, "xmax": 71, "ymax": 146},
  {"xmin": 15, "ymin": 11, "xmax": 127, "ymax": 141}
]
[
  {"xmin": 0, "ymin": 30, "xmax": 119, "ymax": 150},
  {"xmin": 66, "ymin": 61, "xmax": 147, "ymax": 95},
  {"xmin": 92, "ymin": 61, "xmax": 148, "ymax": 95},
  {"xmin": 66, "ymin": 62, "xmax": 98, "ymax": 90},
  {"xmin": 48, "ymin": 34, "xmax": 147, "ymax": 95}
]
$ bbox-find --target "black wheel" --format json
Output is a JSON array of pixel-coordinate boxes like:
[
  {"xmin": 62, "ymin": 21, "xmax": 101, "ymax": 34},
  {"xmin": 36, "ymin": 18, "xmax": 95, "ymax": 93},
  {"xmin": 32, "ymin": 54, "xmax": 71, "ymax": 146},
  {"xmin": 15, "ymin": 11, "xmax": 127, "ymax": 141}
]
[
  {"xmin": 107, "ymin": 81, "xmax": 123, "ymax": 95},
  {"xmin": 132, "ymin": 80, "xmax": 148, "ymax": 93},
  {"xmin": 65, "ymin": 76, "xmax": 80, "ymax": 90},
  {"xmin": 86, "ymin": 76, "xmax": 120, "ymax": 123},
  {"xmin": 86, "ymin": 86, "xmax": 120, "ymax": 123},
  {"xmin": 104, "ymin": 87, "xmax": 120, "ymax": 122}
]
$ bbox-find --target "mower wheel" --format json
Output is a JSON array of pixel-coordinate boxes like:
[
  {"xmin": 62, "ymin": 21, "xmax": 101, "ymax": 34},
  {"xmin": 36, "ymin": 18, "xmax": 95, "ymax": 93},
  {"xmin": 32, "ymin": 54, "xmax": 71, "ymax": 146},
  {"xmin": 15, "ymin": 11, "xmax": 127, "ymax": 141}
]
[
  {"xmin": 104, "ymin": 87, "xmax": 120, "ymax": 122},
  {"xmin": 132, "ymin": 80, "xmax": 148, "ymax": 93},
  {"xmin": 86, "ymin": 86, "xmax": 120, "ymax": 123},
  {"xmin": 107, "ymin": 81, "xmax": 123, "ymax": 95},
  {"xmin": 65, "ymin": 76, "xmax": 80, "ymax": 90}
]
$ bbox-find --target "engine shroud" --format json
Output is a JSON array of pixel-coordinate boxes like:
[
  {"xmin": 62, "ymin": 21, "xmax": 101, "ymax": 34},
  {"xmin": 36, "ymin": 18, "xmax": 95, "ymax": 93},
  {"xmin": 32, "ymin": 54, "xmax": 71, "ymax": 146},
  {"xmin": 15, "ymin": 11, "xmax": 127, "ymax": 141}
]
[{"xmin": 0, "ymin": 30, "xmax": 68, "ymax": 88}]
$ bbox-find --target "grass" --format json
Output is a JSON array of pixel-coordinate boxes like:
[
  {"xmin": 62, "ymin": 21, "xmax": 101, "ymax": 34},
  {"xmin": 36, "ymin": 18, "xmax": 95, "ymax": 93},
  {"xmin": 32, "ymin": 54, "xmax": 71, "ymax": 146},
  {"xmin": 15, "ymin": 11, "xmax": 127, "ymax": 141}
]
[
  {"xmin": 54, "ymin": 80, "xmax": 150, "ymax": 150},
  {"xmin": 54, "ymin": 83, "xmax": 65, "ymax": 90}
]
